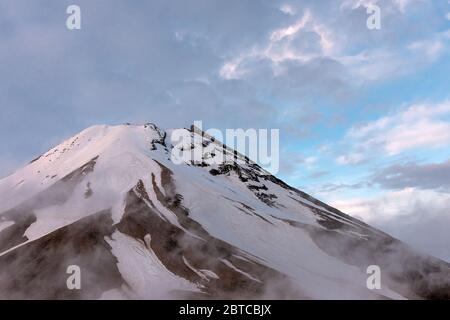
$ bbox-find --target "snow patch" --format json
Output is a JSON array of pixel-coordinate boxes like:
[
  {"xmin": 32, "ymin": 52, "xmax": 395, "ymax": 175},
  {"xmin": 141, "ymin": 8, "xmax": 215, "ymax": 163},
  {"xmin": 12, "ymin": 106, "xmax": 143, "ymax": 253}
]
[
  {"xmin": 106, "ymin": 231, "xmax": 199, "ymax": 299},
  {"xmin": 0, "ymin": 221, "xmax": 14, "ymax": 233}
]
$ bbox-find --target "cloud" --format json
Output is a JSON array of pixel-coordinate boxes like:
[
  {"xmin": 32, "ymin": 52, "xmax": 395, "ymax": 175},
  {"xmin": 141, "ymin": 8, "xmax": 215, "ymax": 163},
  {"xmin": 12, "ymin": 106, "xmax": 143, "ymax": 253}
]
[
  {"xmin": 340, "ymin": 0, "xmax": 423, "ymax": 13},
  {"xmin": 0, "ymin": 1, "xmax": 289, "ymax": 160},
  {"xmin": 338, "ymin": 27, "xmax": 449, "ymax": 83},
  {"xmin": 318, "ymin": 181, "xmax": 369, "ymax": 192},
  {"xmin": 269, "ymin": 10, "xmax": 314, "ymax": 42},
  {"xmin": 0, "ymin": 154, "xmax": 21, "ymax": 179},
  {"xmin": 220, "ymin": 1, "xmax": 449, "ymax": 97},
  {"xmin": 303, "ymin": 156, "xmax": 317, "ymax": 165},
  {"xmin": 307, "ymin": 170, "xmax": 329, "ymax": 179},
  {"xmin": 278, "ymin": 151, "xmax": 322, "ymax": 178},
  {"xmin": 336, "ymin": 153, "xmax": 366, "ymax": 165},
  {"xmin": 219, "ymin": 9, "xmax": 337, "ymax": 81},
  {"xmin": 332, "ymin": 188, "xmax": 450, "ymax": 262},
  {"xmin": 337, "ymin": 101, "xmax": 450, "ymax": 164},
  {"xmin": 0, "ymin": 0, "xmax": 447, "ymax": 180},
  {"xmin": 372, "ymin": 159, "xmax": 450, "ymax": 191},
  {"xmin": 408, "ymin": 38, "xmax": 444, "ymax": 61},
  {"xmin": 279, "ymin": 4, "xmax": 297, "ymax": 16}
]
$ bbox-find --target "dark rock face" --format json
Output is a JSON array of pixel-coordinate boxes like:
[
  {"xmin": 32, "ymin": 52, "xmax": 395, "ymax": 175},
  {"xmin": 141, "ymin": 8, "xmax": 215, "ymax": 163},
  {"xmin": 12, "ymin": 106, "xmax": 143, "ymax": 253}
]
[
  {"xmin": 0, "ymin": 125, "xmax": 449, "ymax": 300},
  {"xmin": 202, "ymin": 144, "xmax": 450, "ymax": 299},
  {"xmin": 0, "ymin": 156, "xmax": 99, "ymax": 254},
  {"xmin": 0, "ymin": 210, "xmax": 123, "ymax": 299},
  {"xmin": 117, "ymin": 162, "xmax": 305, "ymax": 299}
]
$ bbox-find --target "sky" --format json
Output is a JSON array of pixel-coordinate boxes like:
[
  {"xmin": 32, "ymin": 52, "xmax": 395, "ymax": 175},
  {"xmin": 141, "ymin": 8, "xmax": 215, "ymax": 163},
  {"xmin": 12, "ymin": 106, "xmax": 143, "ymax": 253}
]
[{"xmin": 0, "ymin": 0, "xmax": 449, "ymax": 261}]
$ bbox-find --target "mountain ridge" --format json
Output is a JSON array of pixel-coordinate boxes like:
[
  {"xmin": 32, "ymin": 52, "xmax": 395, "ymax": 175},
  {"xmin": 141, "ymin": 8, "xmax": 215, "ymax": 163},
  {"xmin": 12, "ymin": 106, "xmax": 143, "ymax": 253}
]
[{"xmin": 0, "ymin": 123, "xmax": 449, "ymax": 299}]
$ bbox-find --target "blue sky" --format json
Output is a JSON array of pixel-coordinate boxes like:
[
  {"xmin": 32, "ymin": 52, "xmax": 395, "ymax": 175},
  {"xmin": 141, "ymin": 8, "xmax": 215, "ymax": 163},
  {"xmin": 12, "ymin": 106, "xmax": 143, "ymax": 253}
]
[{"xmin": 0, "ymin": 0, "xmax": 449, "ymax": 261}]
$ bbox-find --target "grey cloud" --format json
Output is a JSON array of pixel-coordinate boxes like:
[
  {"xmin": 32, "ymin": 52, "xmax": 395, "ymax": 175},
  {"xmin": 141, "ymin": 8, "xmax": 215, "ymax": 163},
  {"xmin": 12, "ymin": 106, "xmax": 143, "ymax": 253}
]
[
  {"xmin": 373, "ymin": 159, "xmax": 450, "ymax": 191},
  {"xmin": 0, "ymin": 0, "xmax": 445, "ymax": 175},
  {"xmin": 0, "ymin": 0, "xmax": 288, "ymax": 163},
  {"xmin": 0, "ymin": 155, "xmax": 23, "ymax": 179},
  {"xmin": 337, "ymin": 187, "xmax": 450, "ymax": 263},
  {"xmin": 319, "ymin": 181, "xmax": 370, "ymax": 192},
  {"xmin": 369, "ymin": 195, "xmax": 450, "ymax": 263},
  {"xmin": 307, "ymin": 170, "xmax": 329, "ymax": 179}
]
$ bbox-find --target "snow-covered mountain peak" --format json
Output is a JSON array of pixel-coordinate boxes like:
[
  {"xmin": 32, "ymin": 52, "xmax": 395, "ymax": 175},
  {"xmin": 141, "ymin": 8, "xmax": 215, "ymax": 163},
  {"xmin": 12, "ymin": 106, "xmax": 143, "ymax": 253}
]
[{"xmin": 0, "ymin": 122, "xmax": 449, "ymax": 300}]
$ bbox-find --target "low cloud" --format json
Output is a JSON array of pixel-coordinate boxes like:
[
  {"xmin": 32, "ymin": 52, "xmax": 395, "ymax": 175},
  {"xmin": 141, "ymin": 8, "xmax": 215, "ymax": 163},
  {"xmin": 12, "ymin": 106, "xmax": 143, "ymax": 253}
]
[
  {"xmin": 332, "ymin": 188, "xmax": 450, "ymax": 262},
  {"xmin": 0, "ymin": 154, "xmax": 21, "ymax": 179}
]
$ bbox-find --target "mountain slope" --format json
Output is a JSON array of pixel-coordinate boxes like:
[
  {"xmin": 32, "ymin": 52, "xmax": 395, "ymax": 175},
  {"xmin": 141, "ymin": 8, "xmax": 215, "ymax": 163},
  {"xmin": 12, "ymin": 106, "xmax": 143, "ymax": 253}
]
[{"xmin": 0, "ymin": 123, "xmax": 449, "ymax": 299}]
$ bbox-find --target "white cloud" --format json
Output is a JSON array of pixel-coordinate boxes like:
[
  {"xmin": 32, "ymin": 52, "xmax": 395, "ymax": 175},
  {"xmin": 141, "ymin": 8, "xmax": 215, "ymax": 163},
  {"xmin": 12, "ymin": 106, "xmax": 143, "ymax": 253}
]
[
  {"xmin": 340, "ymin": 101, "xmax": 450, "ymax": 159},
  {"xmin": 408, "ymin": 38, "xmax": 444, "ymax": 60},
  {"xmin": 0, "ymin": 155, "xmax": 20, "ymax": 179},
  {"xmin": 220, "ymin": 3, "xmax": 448, "ymax": 85},
  {"xmin": 302, "ymin": 156, "xmax": 318, "ymax": 170},
  {"xmin": 338, "ymin": 32, "xmax": 447, "ymax": 82},
  {"xmin": 340, "ymin": 0, "xmax": 377, "ymax": 10},
  {"xmin": 219, "ymin": 10, "xmax": 337, "ymax": 80},
  {"xmin": 393, "ymin": 0, "xmax": 414, "ymax": 13},
  {"xmin": 219, "ymin": 58, "xmax": 246, "ymax": 80},
  {"xmin": 331, "ymin": 188, "xmax": 450, "ymax": 262},
  {"xmin": 340, "ymin": 0, "xmax": 421, "ymax": 13},
  {"xmin": 336, "ymin": 153, "xmax": 365, "ymax": 165},
  {"xmin": 279, "ymin": 4, "xmax": 296, "ymax": 16},
  {"xmin": 332, "ymin": 188, "xmax": 447, "ymax": 222},
  {"xmin": 385, "ymin": 119, "xmax": 450, "ymax": 155},
  {"xmin": 270, "ymin": 10, "xmax": 311, "ymax": 41}
]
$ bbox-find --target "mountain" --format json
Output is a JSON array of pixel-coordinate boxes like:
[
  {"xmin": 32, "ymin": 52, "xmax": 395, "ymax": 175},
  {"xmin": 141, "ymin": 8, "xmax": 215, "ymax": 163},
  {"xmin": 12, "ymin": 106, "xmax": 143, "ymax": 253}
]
[{"xmin": 0, "ymin": 123, "xmax": 449, "ymax": 300}]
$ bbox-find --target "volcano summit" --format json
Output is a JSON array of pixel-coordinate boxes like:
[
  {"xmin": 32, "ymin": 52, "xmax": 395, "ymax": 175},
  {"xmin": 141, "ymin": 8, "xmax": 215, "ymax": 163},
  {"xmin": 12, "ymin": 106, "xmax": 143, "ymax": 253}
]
[{"xmin": 0, "ymin": 123, "xmax": 449, "ymax": 299}]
